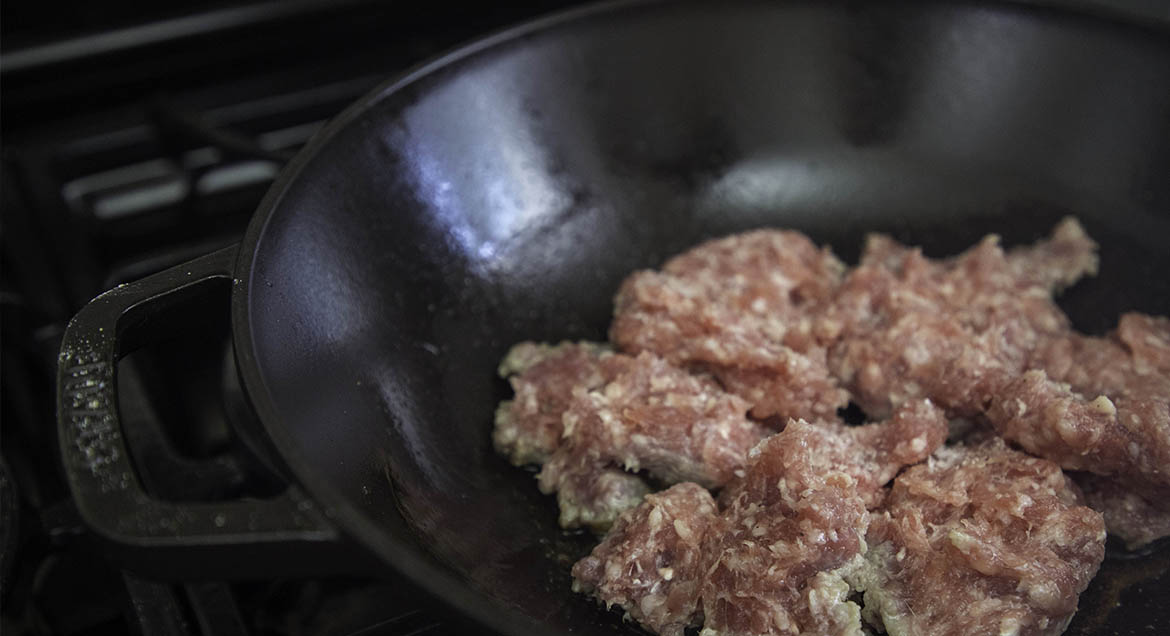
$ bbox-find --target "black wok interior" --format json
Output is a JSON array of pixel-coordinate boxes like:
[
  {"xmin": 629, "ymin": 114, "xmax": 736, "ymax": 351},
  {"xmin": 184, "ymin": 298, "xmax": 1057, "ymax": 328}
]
[{"xmin": 238, "ymin": 2, "xmax": 1170, "ymax": 634}]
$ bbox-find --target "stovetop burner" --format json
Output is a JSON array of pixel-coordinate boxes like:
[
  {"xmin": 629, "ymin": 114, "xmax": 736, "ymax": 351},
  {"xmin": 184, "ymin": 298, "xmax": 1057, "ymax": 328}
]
[{"xmin": 1, "ymin": 2, "xmax": 581, "ymax": 633}]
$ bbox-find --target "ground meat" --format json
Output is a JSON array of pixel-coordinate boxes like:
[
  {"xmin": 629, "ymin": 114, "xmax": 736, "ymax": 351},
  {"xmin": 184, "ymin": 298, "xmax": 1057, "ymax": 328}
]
[
  {"xmin": 719, "ymin": 399, "xmax": 948, "ymax": 511},
  {"xmin": 989, "ymin": 370, "xmax": 1170, "ymax": 501},
  {"xmin": 851, "ymin": 439, "xmax": 1106, "ymax": 636},
  {"xmin": 642, "ymin": 229, "xmax": 846, "ymax": 351},
  {"xmin": 493, "ymin": 341, "xmax": 632, "ymax": 465},
  {"xmin": 1074, "ymin": 474, "xmax": 1170, "ymax": 550},
  {"xmin": 991, "ymin": 307, "xmax": 1170, "ymax": 486},
  {"xmin": 492, "ymin": 219, "xmax": 1152, "ymax": 636},
  {"xmin": 996, "ymin": 313, "xmax": 1170, "ymax": 551},
  {"xmin": 696, "ymin": 350, "xmax": 846, "ymax": 425},
  {"xmin": 842, "ymin": 399, "xmax": 949, "ymax": 506},
  {"xmin": 1117, "ymin": 312, "xmax": 1170, "ymax": 374},
  {"xmin": 989, "ymin": 316, "xmax": 1170, "ymax": 544},
  {"xmin": 570, "ymin": 406, "xmax": 945, "ymax": 636},
  {"xmin": 827, "ymin": 303, "xmax": 1011, "ymax": 418},
  {"xmin": 699, "ymin": 421, "xmax": 871, "ymax": 636},
  {"xmin": 1005, "ymin": 216, "xmax": 1100, "ymax": 292},
  {"xmin": 545, "ymin": 467, "xmax": 653, "ymax": 533},
  {"xmin": 572, "ymin": 483, "xmax": 718, "ymax": 636},
  {"xmin": 1030, "ymin": 329, "xmax": 1170, "ymax": 401},
  {"xmin": 826, "ymin": 220, "xmax": 1094, "ymax": 418},
  {"xmin": 611, "ymin": 230, "xmax": 848, "ymax": 420},
  {"xmin": 538, "ymin": 352, "xmax": 768, "ymax": 530}
]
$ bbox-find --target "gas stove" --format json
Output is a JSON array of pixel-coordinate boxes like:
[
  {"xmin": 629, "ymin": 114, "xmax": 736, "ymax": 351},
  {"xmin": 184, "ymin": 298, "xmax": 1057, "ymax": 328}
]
[{"xmin": 1, "ymin": 2, "xmax": 580, "ymax": 634}]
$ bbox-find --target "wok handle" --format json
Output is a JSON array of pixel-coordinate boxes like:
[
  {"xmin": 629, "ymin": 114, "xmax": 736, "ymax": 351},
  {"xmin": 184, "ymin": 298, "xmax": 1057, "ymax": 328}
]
[{"xmin": 57, "ymin": 246, "xmax": 357, "ymax": 579}]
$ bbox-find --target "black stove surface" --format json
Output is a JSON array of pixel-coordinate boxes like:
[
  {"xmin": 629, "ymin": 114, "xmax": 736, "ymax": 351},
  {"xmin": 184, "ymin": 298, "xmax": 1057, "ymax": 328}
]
[{"xmin": 1, "ymin": 3, "xmax": 581, "ymax": 634}]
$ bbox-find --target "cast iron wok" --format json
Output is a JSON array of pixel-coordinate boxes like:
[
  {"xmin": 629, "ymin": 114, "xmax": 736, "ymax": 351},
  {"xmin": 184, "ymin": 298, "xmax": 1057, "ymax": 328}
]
[{"xmin": 58, "ymin": 1, "xmax": 1170, "ymax": 634}]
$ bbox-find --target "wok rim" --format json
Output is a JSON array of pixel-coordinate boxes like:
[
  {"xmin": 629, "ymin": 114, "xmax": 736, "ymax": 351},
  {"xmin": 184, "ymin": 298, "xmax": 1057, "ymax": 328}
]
[{"xmin": 228, "ymin": 0, "xmax": 1169, "ymax": 634}]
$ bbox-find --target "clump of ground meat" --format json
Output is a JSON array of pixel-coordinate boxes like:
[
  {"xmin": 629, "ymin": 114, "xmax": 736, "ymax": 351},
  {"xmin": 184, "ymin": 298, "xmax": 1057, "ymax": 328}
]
[
  {"xmin": 492, "ymin": 218, "xmax": 1164, "ymax": 636},
  {"xmin": 824, "ymin": 219, "xmax": 1095, "ymax": 418},
  {"xmin": 494, "ymin": 341, "xmax": 630, "ymax": 466},
  {"xmin": 851, "ymin": 439, "xmax": 1106, "ymax": 636},
  {"xmin": 1005, "ymin": 215, "xmax": 1100, "ymax": 292},
  {"xmin": 611, "ymin": 230, "xmax": 848, "ymax": 421},
  {"xmin": 571, "ymin": 483, "xmax": 717, "ymax": 636},
  {"xmin": 718, "ymin": 399, "xmax": 948, "ymax": 511},
  {"xmin": 833, "ymin": 399, "xmax": 949, "ymax": 508},
  {"xmin": 1028, "ymin": 320, "xmax": 1170, "ymax": 403},
  {"xmin": 988, "ymin": 370, "xmax": 1170, "ymax": 503},
  {"xmin": 493, "ymin": 342, "xmax": 652, "ymax": 531},
  {"xmin": 537, "ymin": 352, "xmax": 768, "ymax": 531},
  {"xmin": 1074, "ymin": 473, "xmax": 1170, "ymax": 550},
  {"xmin": 1117, "ymin": 312, "xmax": 1170, "ymax": 373},
  {"xmin": 698, "ymin": 421, "xmax": 873, "ymax": 636},
  {"xmin": 572, "ymin": 407, "xmax": 948, "ymax": 636},
  {"xmin": 574, "ymin": 422, "xmax": 875, "ymax": 636},
  {"xmin": 987, "ymin": 313, "xmax": 1170, "ymax": 539},
  {"xmin": 811, "ymin": 219, "xmax": 1170, "ymax": 548}
]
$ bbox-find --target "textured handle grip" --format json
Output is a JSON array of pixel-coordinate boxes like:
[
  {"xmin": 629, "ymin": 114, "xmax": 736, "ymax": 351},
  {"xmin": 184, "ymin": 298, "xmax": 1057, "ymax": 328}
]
[{"xmin": 57, "ymin": 246, "xmax": 355, "ymax": 579}]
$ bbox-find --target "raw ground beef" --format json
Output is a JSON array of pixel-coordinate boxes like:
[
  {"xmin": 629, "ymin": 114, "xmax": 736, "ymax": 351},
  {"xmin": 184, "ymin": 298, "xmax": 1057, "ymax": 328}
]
[
  {"xmin": 697, "ymin": 421, "xmax": 873, "ymax": 636},
  {"xmin": 1074, "ymin": 473, "xmax": 1170, "ymax": 550},
  {"xmin": 989, "ymin": 314, "xmax": 1170, "ymax": 532},
  {"xmin": 537, "ymin": 351, "xmax": 768, "ymax": 531},
  {"xmin": 988, "ymin": 370, "xmax": 1170, "ymax": 502},
  {"xmin": 850, "ymin": 439, "xmax": 1106, "ymax": 636},
  {"xmin": 494, "ymin": 341, "xmax": 630, "ymax": 466},
  {"xmin": 825, "ymin": 219, "xmax": 1096, "ymax": 418},
  {"xmin": 494, "ymin": 342, "xmax": 651, "ymax": 531},
  {"xmin": 1028, "ymin": 329, "xmax": 1170, "ymax": 403},
  {"xmin": 571, "ymin": 483, "xmax": 718, "ymax": 636},
  {"xmin": 611, "ymin": 230, "xmax": 848, "ymax": 421},
  {"xmin": 575, "ymin": 422, "xmax": 875, "ymax": 636},
  {"xmin": 492, "ymin": 217, "xmax": 1164, "ymax": 635},
  {"xmin": 1117, "ymin": 312, "xmax": 1170, "ymax": 373},
  {"xmin": 718, "ymin": 399, "xmax": 948, "ymax": 511}
]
